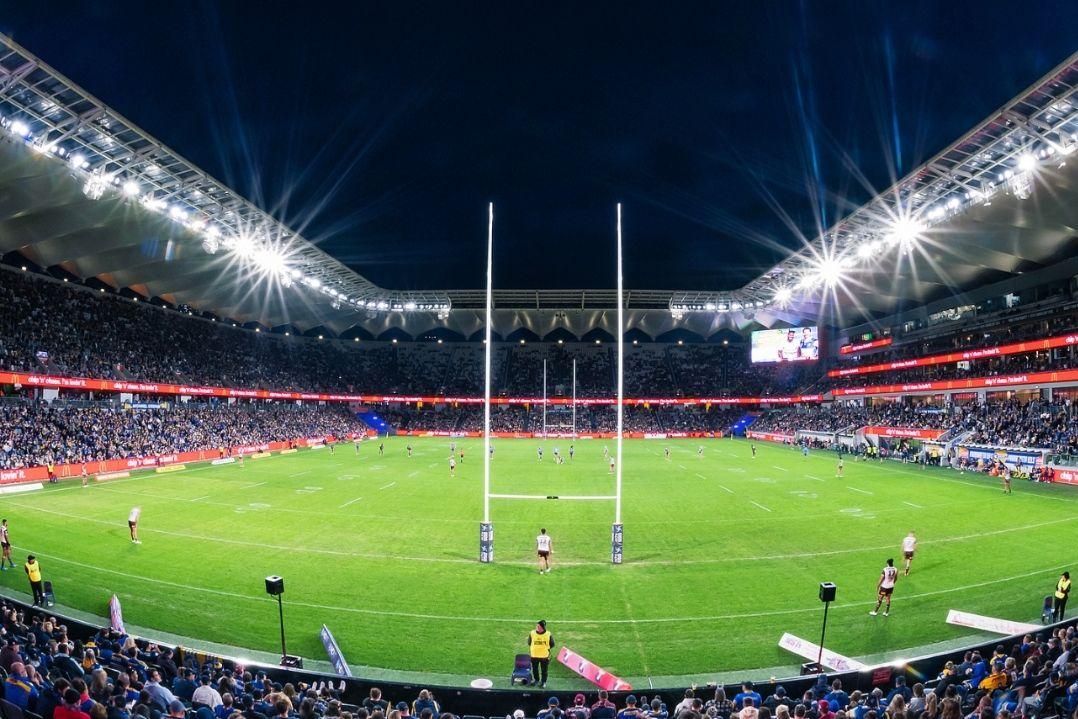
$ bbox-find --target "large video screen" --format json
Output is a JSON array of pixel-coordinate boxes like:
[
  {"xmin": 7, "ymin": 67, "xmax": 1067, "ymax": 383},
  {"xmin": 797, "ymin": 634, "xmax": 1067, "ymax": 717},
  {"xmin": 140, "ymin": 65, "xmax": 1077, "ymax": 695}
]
[{"xmin": 751, "ymin": 326, "xmax": 819, "ymax": 363}]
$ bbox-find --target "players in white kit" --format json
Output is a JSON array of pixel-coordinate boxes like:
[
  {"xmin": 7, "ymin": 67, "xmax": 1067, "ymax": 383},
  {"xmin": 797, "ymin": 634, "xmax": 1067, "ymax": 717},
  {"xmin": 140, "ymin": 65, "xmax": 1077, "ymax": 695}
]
[
  {"xmin": 902, "ymin": 531, "xmax": 917, "ymax": 576},
  {"xmin": 536, "ymin": 528, "xmax": 553, "ymax": 574},
  {"xmin": 870, "ymin": 558, "xmax": 899, "ymax": 617}
]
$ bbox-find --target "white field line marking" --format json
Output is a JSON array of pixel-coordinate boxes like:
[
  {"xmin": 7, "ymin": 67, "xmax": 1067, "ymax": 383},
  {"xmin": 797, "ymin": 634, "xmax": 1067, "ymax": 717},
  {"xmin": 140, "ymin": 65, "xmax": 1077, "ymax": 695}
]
[
  {"xmin": 750, "ymin": 501, "xmax": 772, "ymax": 512},
  {"xmin": 848, "ymin": 486, "xmax": 873, "ymax": 495},
  {"xmin": 241, "ymin": 482, "xmax": 266, "ymax": 489},
  {"xmin": 379, "ymin": 482, "xmax": 396, "ymax": 490},
  {"xmin": 289, "ymin": 471, "xmax": 309, "ymax": 477},
  {"xmin": 695, "ymin": 474, "xmax": 707, "ymax": 480},
  {"xmin": 678, "ymin": 464, "xmax": 687, "ymax": 470},
  {"xmin": 717, "ymin": 485, "xmax": 734, "ymax": 494},
  {"xmin": 489, "ymin": 494, "xmax": 617, "ymax": 501},
  {"xmin": 19, "ymin": 546, "xmax": 1072, "ymax": 625},
  {"xmin": 189, "ymin": 496, "xmax": 209, "ymax": 502},
  {"xmin": 7, "ymin": 502, "xmax": 1076, "ymax": 568},
  {"xmin": 772, "ymin": 466, "xmax": 789, "ymax": 472},
  {"xmin": 806, "ymin": 475, "xmax": 825, "ymax": 482},
  {"xmin": 618, "ymin": 579, "xmax": 651, "ymax": 674},
  {"xmin": 883, "ymin": 464, "xmax": 1078, "ymax": 504},
  {"xmin": 903, "ymin": 501, "xmax": 923, "ymax": 509},
  {"xmin": 339, "ymin": 496, "xmax": 364, "ymax": 509},
  {"xmin": 408, "ymin": 471, "xmax": 420, "ymax": 478}
]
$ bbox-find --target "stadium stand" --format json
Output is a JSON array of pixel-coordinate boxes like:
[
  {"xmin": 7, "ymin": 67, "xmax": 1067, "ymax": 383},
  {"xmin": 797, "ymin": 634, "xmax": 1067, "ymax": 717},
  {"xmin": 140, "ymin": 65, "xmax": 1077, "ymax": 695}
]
[{"xmin": 0, "ymin": 598, "xmax": 1074, "ymax": 719}]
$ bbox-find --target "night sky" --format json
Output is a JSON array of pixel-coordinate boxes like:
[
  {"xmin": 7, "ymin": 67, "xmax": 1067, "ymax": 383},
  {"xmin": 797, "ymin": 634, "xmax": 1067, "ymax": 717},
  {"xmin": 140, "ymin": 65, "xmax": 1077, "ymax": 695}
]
[{"xmin": 3, "ymin": 3, "xmax": 1076, "ymax": 291}]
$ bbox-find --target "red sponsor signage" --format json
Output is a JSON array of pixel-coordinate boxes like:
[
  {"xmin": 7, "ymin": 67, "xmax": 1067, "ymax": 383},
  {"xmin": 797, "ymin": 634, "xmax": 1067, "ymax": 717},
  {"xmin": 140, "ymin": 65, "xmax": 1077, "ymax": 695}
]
[
  {"xmin": 0, "ymin": 435, "xmax": 350, "ymax": 487},
  {"xmin": 831, "ymin": 368, "xmax": 1078, "ymax": 397},
  {"xmin": 839, "ymin": 337, "xmax": 893, "ymax": 355},
  {"xmin": 862, "ymin": 426, "xmax": 946, "ymax": 440},
  {"xmin": 747, "ymin": 431, "xmax": 793, "ymax": 443},
  {"xmin": 0, "ymin": 370, "xmax": 822, "ymax": 407},
  {"xmin": 1050, "ymin": 467, "xmax": 1078, "ymax": 486},
  {"xmin": 830, "ymin": 332, "xmax": 1078, "ymax": 377},
  {"xmin": 556, "ymin": 646, "xmax": 631, "ymax": 691}
]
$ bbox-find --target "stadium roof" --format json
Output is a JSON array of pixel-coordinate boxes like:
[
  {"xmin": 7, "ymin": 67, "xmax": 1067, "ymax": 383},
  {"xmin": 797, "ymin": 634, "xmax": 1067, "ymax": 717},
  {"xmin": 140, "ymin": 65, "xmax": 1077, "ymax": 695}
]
[{"xmin": 0, "ymin": 34, "xmax": 1076, "ymax": 338}]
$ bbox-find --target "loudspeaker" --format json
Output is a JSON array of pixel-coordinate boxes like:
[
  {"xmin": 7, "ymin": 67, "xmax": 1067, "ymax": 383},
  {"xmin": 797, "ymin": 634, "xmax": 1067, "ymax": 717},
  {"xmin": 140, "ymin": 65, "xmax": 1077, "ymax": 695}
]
[
  {"xmin": 265, "ymin": 575, "xmax": 284, "ymax": 596},
  {"xmin": 801, "ymin": 662, "xmax": 823, "ymax": 675},
  {"xmin": 280, "ymin": 655, "xmax": 304, "ymax": 669},
  {"xmin": 819, "ymin": 582, "xmax": 836, "ymax": 603}
]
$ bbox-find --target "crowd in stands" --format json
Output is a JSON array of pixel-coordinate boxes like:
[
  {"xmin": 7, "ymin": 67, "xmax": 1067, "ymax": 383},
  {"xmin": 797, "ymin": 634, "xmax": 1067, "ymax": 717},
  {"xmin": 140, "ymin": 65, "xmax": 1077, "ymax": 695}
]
[
  {"xmin": 0, "ymin": 268, "xmax": 1075, "ymax": 404},
  {"xmin": 0, "ymin": 596, "xmax": 1076, "ymax": 719},
  {"xmin": 835, "ymin": 309, "xmax": 1076, "ymax": 372},
  {"xmin": 0, "ymin": 401, "xmax": 362, "ymax": 470},
  {"xmin": 751, "ymin": 399, "xmax": 1078, "ymax": 454}
]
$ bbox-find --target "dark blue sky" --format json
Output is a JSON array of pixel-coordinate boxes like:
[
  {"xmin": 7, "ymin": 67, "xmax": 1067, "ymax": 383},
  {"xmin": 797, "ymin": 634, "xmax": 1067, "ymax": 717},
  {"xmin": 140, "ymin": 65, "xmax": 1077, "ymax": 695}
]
[{"xmin": 3, "ymin": 3, "xmax": 1076, "ymax": 290}]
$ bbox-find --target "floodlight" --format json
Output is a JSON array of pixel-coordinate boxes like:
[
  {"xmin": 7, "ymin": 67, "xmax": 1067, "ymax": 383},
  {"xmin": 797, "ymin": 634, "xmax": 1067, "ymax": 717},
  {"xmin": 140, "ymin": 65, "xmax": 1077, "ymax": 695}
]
[
  {"xmin": 122, "ymin": 180, "xmax": 140, "ymax": 197},
  {"xmin": 10, "ymin": 120, "xmax": 30, "ymax": 137},
  {"xmin": 404, "ymin": 301, "xmax": 417, "ymax": 311},
  {"xmin": 259, "ymin": 251, "xmax": 287, "ymax": 274},
  {"xmin": 886, "ymin": 218, "xmax": 924, "ymax": 249},
  {"xmin": 233, "ymin": 233, "xmax": 256, "ymax": 258},
  {"xmin": 69, "ymin": 153, "xmax": 87, "ymax": 169},
  {"xmin": 856, "ymin": 241, "xmax": 878, "ymax": 260},
  {"xmin": 168, "ymin": 205, "xmax": 187, "ymax": 223},
  {"xmin": 1017, "ymin": 153, "xmax": 1037, "ymax": 173},
  {"xmin": 773, "ymin": 286, "xmax": 793, "ymax": 305},
  {"xmin": 201, "ymin": 236, "xmax": 219, "ymax": 255}
]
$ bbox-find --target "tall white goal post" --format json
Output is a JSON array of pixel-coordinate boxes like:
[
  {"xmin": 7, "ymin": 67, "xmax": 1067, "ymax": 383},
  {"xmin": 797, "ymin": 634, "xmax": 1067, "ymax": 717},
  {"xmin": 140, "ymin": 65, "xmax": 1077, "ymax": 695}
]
[{"xmin": 479, "ymin": 204, "xmax": 626, "ymax": 565}]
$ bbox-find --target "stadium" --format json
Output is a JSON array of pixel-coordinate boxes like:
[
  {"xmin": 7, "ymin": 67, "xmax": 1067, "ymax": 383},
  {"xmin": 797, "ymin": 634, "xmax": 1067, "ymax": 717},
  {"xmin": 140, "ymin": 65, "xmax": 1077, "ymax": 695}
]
[{"xmin": 0, "ymin": 7, "xmax": 1076, "ymax": 719}]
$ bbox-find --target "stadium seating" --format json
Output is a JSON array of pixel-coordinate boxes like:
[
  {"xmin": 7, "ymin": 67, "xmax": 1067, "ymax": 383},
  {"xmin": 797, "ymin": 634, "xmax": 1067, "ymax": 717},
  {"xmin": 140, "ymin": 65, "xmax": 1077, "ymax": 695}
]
[{"xmin": 0, "ymin": 596, "xmax": 1074, "ymax": 719}]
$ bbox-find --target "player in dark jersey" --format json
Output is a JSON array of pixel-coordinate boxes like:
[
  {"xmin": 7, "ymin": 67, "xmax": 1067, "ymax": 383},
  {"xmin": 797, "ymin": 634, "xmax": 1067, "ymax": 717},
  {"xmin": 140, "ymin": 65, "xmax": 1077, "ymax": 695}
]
[
  {"xmin": 750, "ymin": 444, "xmax": 757, "ymax": 459},
  {"xmin": 870, "ymin": 559, "xmax": 899, "ymax": 617},
  {"xmin": 406, "ymin": 444, "xmax": 413, "ymax": 457},
  {"xmin": 379, "ymin": 442, "xmax": 384, "ymax": 456}
]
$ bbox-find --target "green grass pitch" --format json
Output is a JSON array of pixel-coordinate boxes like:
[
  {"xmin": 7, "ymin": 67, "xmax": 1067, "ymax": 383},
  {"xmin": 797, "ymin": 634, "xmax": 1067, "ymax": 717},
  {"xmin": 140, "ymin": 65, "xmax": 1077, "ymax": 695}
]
[{"xmin": 1, "ymin": 437, "xmax": 1075, "ymax": 688}]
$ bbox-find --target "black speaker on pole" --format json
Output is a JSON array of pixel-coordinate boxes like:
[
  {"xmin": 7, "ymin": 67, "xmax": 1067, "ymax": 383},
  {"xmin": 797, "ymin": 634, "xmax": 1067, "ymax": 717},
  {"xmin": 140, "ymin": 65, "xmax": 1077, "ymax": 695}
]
[
  {"xmin": 819, "ymin": 581, "xmax": 837, "ymax": 603},
  {"xmin": 265, "ymin": 575, "xmax": 284, "ymax": 596}
]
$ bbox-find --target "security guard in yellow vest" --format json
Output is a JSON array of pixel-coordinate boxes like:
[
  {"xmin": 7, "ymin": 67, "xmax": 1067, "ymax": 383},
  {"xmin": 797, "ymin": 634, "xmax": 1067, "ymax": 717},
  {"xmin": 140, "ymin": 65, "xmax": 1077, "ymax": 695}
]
[
  {"xmin": 527, "ymin": 619, "xmax": 554, "ymax": 687},
  {"xmin": 1053, "ymin": 571, "xmax": 1071, "ymax": 621},
  {"xmin": 24, "ymin": 555, "xmax": 44, "ymax": 606}
]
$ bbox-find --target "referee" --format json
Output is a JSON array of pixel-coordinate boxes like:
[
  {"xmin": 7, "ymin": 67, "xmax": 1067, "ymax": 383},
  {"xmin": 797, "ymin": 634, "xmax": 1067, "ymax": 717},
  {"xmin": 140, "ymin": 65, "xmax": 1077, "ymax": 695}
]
[{"xmin": 527, "ymin": 619, "xmax": 554, "ymax": 688}]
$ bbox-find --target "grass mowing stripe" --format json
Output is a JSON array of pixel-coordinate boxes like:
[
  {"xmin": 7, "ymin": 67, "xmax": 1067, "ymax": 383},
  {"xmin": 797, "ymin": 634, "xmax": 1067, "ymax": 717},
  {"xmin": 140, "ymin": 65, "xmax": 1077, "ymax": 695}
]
[
  {"xmin": 14, "ymin": 544, "xmax": 1074, "ymax": 625},
  {"xmin": 5, "ymin": 437, "xmax": 1077, "ymax": 681},
  {"xmin": 14, "ymin": 499, "xmax": 1070, "ymax": 566}
]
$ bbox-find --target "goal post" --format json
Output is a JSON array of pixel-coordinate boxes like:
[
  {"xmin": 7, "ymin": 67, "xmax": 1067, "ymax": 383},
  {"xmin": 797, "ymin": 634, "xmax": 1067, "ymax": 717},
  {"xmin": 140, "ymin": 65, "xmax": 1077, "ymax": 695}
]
[
  {"xmin": 612, "ymin": 202, "xmax": 624, "ymax": 564},
  {"xmin": 480, "ymin": 202, "xmax": 494, "ymax": 563},
  {"xmin": 479, "ymin": 203, "xmax": 626, "ymax": 565}
]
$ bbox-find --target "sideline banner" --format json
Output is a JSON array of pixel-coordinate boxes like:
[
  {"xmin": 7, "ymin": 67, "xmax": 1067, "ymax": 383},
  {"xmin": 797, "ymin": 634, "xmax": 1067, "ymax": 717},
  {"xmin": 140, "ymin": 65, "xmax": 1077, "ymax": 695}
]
[
  {"xmin": 863, "ymin": 426, "xmax": 946, "ymax": 440},
  {"xmin": 556, "ymin": 646, "xmax": 632, "ymax": 691},
  {"xmin": 945, "ymin": 610, "xmax": 1041, "ymax": 635},
  {"xmin": 839, "ymin": 338, "xmax": 893, "ymax": 355},
  {"xmin": 832, "ymin": 368, "xmax": 1078, "ymax": 397},
  {"xmin": 319, "ymin": 624, "xmax": 352, "ymax": 677},
  {"xmin": 747, "ymin": 431, "xmax": 794, "ymax": 443},
  {"xmin": 109, "ymin": 594, "xmax": 125, "ymax": 633},
  {"xmin": 778, "ymin": 632, "xmax": 865, "ymax": 671},
  {"xmin": 0, "ymin": 370, "xmax": 821, "ymax": 407},
  {"xmin": 830, "ymin": 332, "xmax": 1078, "ymax": 377}
]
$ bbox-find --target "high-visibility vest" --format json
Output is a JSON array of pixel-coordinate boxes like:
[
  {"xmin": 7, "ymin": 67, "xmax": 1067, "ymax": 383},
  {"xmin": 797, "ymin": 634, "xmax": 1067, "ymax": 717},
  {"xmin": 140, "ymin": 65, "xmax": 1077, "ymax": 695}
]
[
  {"xmin": 529, "ymin": 630, "xmax": 551, "ymax": 659},
  {"xmin": 1056, "ymin": 577, "xmax": 1071, "ymax": 600},
  {"xmin": 25, "ymin": 561, "xmax": 41, "ymax": 582}
]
